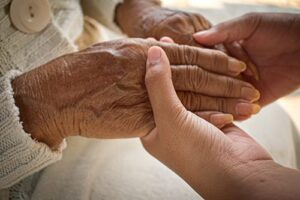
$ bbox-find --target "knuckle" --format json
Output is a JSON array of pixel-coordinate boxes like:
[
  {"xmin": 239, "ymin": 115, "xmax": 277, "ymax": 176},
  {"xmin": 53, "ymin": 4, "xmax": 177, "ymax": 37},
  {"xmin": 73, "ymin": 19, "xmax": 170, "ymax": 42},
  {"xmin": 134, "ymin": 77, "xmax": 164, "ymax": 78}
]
[
  {"xmin": 181, "ymin": 93, "xmax": 192, "ymax": 108},
  {"xmin": 177, "ymin": 92, "xmax": 185, "ymax": 102},
  {"xmin": 242, "ymin": 12, "xmax": 260, "ymax": 20},
  {"xmin": 178, "ymin": 92, "xmax": 192, "ymax": 110},
  {"xmin": 216, "ymin": 98, "xmax": 227, "ymax": 112},
  {"xmin": 183, "ymin": 65, "xmax": 205, "ymax": 91},
  {"xmin": 179, "ymin": 92, "xmax": 206, "ymax": 112},
  {"xmin": 241, "ymin": 12, "xmax": 262, "ymax": 28},
  {"xmin": 196, "ymin": 68, "xmax": 208, "ymax": 89},
  {"xmin": 210, "ymin": 50, "xmax": 227, "ymax": 69},
  {"xmin": 224, "ymin": 78, "xmax": 234, "ymax": 96},
  {"xmin": 189, "ymin": 93, "xmax": 203, "ymax": 111}
]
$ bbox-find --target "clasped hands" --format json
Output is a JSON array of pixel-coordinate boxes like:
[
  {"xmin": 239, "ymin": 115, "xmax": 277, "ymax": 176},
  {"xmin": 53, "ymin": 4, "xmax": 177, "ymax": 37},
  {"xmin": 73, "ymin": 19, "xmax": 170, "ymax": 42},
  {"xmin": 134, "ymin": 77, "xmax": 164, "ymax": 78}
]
[
  {"xmin": 12, "ymin": 5, "xmax": 263, "ymax": 148},
  {"xmin": 142, "ymin": 12, "xmax": 300, "ymax": 200},
  {"xmin": 11, "ymin": 2, "xmax": 263, "ymax": 148},
  {"xmin": 12, "ymin": 38, "xmax": 259, "ymax": 148},
  {"xmin": 11, "ymin": 2, "xmax": 300, "ymax": 198}
]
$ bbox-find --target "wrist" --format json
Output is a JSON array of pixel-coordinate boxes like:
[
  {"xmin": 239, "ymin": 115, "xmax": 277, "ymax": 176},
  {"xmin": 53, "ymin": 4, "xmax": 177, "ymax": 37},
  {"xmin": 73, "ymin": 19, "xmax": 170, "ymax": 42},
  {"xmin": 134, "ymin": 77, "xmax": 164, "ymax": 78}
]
[
  {"xmin": 226, "ymin": 160, "xmax": 300, "ymax": 200},
  {"xmin": 116, "ymin": 0, "xmax": 162, "ymax": 37},
  {"xmin": 12, "ymin": 66, "xmax": 69, "ymax": 149}
]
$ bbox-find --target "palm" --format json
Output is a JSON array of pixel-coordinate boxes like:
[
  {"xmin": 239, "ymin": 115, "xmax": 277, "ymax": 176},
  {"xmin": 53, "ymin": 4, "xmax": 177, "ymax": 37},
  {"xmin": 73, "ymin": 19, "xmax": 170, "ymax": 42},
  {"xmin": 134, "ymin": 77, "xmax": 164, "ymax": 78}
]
[
  {"xmin": 148, "ymin": 112, "xmax": 272, "ymax": 166},
  {"xmin": 241, "ymin": 26, "xmax": 300, "ymax": 106},
  {"xmin": 223, "ymin": 125, "xmax": 272, "ymax": 162}
]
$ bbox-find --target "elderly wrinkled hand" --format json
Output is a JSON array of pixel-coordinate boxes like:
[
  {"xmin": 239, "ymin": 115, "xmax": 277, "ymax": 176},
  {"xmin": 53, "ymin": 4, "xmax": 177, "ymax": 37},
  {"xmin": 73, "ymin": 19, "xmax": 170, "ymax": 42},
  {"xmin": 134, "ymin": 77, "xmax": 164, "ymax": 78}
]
[
  {"xmin": 12, "ymin": 38, "xmax": 259, "ymax": 148},
  {"xmin": 118, "ymin": 3, "xmax": 211, "ymax": 46},
  {"xmin": 116, "ymin": 1, "xmax": 260, "ymax": 82}
]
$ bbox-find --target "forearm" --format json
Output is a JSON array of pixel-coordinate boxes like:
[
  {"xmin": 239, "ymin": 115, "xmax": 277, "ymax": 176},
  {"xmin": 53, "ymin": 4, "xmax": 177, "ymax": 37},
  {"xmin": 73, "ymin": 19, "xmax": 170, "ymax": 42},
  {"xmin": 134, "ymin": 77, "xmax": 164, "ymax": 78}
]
[
  {"xmin": 175, "ymin": 157, "xmax": 300, "ymax": 200},
  {"xmin": 11, "ymin": 59, "xmax": 74, "ymax": 149},
  {"xmin": 116, "ymin": 0, "xmax": 162, "ymax": 37},
  {"xmin": 0, "ymin": 70, "xmax": 64, "ymax": 188},
  {"xmin": 12, "ymin": 75, "xmax": 64, "ymax": 148},
  {"xmin": 225, "ymin": 160, "xmax": 300, "ymax": 200}
]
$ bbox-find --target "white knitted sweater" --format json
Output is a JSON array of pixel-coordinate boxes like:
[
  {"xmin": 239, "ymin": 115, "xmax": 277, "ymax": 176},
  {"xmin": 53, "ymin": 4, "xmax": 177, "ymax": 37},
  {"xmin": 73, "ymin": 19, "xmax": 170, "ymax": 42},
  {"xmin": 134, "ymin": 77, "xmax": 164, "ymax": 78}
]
[{"xmin": 0, "ymin": 0, "xmax": 123, "ymax": 189}]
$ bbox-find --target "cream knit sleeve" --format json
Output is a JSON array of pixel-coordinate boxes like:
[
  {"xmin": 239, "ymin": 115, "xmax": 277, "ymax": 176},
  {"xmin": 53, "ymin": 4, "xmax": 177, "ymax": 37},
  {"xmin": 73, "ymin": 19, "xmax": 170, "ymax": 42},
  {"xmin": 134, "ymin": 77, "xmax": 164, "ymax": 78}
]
[
  {"xmin": 0, "ymin": 70, "xmax": 66, "ymax": 189},
  {"xmin": 81, "ymin": 0, "xmax": 124, "ymax": 33}
]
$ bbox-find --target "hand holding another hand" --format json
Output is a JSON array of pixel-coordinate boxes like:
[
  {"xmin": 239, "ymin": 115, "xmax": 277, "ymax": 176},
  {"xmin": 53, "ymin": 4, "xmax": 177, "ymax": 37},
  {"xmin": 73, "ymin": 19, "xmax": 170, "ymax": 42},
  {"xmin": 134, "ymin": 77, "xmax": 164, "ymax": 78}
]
[
  {"xmin": 117, "ymin": 2, "xmax": 260, "ymax": 81},
  {"xmin": 12, "ymin": 39, "xmax": 259, "ymax": 148},
  {"xmin": 194, "ymin": 13, "xmax": 300, "ymax": 105},
  {"xmin": 141, "ymin": 46, "xmax": 300, "ymax": 200}
]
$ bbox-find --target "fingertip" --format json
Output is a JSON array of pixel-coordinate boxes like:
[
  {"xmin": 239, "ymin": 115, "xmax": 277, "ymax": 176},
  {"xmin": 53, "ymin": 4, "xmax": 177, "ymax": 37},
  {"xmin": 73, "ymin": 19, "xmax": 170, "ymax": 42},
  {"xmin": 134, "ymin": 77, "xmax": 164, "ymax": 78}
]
[
  {"xmin": 241, "ymin": 86, "xmax": 261, "ymax": 102},
  {"xmin": 228, "ymin": 58, "xmax": 247, "ymax": 74},
  {"xmin": 145, "ymin": 46, "xmax": 184, "ymax": 121},
  {"xmin": 235, "ymin": 103, "xmax": 261, "ymax": 117},
  {"xmin": 210, "ymin": 114, "xmax": 234, "ymax": 127},
  {"xmin": 194, "ymin": 112, "xmax": 233, "ymax": 128},
  {"xmin": 193, "ymin": 30, "xmax": 210, "ymax": 40},
  {"xmin": 193, "ymin": 29, "xmax": 218, "ymax": 45},
  {"xmin": 145, "ymin": 46, "xmax": 172, "ymax": 91},
  {"xmin": 160, "ymin": 36, "xmax": 174, "ymax": 43},
  {"xmin": 147, "ymin": 46, "xmax": 162, "ymax": 67}
]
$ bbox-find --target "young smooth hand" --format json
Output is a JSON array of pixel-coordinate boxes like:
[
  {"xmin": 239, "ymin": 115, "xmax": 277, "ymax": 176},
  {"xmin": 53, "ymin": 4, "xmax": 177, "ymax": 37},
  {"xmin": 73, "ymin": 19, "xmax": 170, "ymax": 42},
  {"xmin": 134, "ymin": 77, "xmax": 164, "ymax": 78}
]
[
  {"xmin": 194, "ymin": 13, "xmax": 300, "ymax": 105},
  {"xmin": 141, "ymin": 46, "xmax": 300, "ymax": 200}
]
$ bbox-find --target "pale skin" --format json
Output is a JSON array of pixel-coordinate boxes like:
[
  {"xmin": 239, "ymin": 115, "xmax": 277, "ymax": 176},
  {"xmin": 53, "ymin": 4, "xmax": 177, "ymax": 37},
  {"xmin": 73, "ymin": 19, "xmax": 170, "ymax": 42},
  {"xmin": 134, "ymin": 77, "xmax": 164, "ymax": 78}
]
[{"xmin": 142, "ymin": 13, "xmax": 300, "ymax": 199}]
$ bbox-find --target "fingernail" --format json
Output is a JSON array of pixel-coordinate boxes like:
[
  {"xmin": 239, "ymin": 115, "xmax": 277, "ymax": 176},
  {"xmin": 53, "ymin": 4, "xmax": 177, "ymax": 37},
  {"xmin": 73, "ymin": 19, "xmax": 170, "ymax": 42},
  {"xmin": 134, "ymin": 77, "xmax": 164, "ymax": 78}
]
[
  {"xmin": 228, "ymin": 58, "xmax": 247, "ymax": 74},
  {"xmin": 249, "ymin": 62, "xmax": 260, "ymax": 81},
  {"xmin": 236, "ymin": 103, "xmax": 261, "ymax": 116},
  {"xmin": 193, "ymin": 30, "xmax": 211, "ymax": 38},
  {"xmin": 241, "ymin": 87, "xmax": 260, "ymax": 101},
  {"xmin": 148, "ymin": 47, "xmax": 162, "ymax": 66},
  {"xmin": 211, "ymin": 114, "xmax": 233, "ymax": 126},
  {"xmin": 160, "ymin": 36, "xmax": 174, "ymax": 43}
]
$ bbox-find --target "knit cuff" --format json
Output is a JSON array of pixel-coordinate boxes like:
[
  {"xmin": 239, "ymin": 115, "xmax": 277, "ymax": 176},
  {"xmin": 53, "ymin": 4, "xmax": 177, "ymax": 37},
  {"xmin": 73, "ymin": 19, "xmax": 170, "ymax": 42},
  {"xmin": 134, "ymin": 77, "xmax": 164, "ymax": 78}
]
[
  {"xmin": 0, "ymin": 70, "xmax": 66, "ymax": 189},
  {"xmin": 82, "ymin": 0, "xmax": 124, "ymax": 33}
]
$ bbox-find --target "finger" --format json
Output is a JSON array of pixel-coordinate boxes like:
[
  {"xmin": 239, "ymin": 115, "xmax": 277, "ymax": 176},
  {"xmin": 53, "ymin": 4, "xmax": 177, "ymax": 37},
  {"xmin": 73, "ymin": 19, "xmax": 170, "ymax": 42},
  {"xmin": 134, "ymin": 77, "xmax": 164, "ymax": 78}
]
[
  {"xmin": 193, "ymin": 13, "xmax": 212, "ymax": 31},
  {"xmin": 145, "ymin": 46, "xmax": 185, "ymax": 122},
  {"xmin": 160, "ymin": 36, "xmax": 174, "ymax": 43},
  {"xmin": 171, "ymin": 65, "xmax": 260, "ymax": 101},
  {"xmin": 147, "ymin": 37, "xmax": 157, "ymax": 42},
  {"xmin": 193, "ymin": 13, "xmax": 262, "ymax": 46},
  {"xmin": 158, "ymin": 42, "xmax": 247, "ymax": 76},
  {"xmin": 194, "ymin": 111, "xmax": 233, "ymax": 128},
  {"xmin": 177, "ymin": 92, "xmax": 261, "ymax": 120},
  {"xmin": 175, "ymin": 13, "xmax": 212, "ymax": 47},
  {"xmin": 220, "ymin": 124, "xmax": 272, "ymax": 159},
  {"xmin": 224, "ymin": 42, "xmax": 260, "ymax": 80},
  {"xmin": 222, "ymin": 123, "xmax": 252, "ymax": 137}
]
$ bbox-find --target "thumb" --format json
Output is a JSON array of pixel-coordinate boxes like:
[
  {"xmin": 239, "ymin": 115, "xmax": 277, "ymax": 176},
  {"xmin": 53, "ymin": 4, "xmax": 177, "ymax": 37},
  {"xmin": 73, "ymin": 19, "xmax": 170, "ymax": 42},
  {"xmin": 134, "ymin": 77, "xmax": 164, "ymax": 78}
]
[
  {"xmin": 193, "ymin": 13, "xmax": 260, "ymax": 45},
  {"xmin": 145, "ymin": 46, "xmax": 185, "ymax": 122}
]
